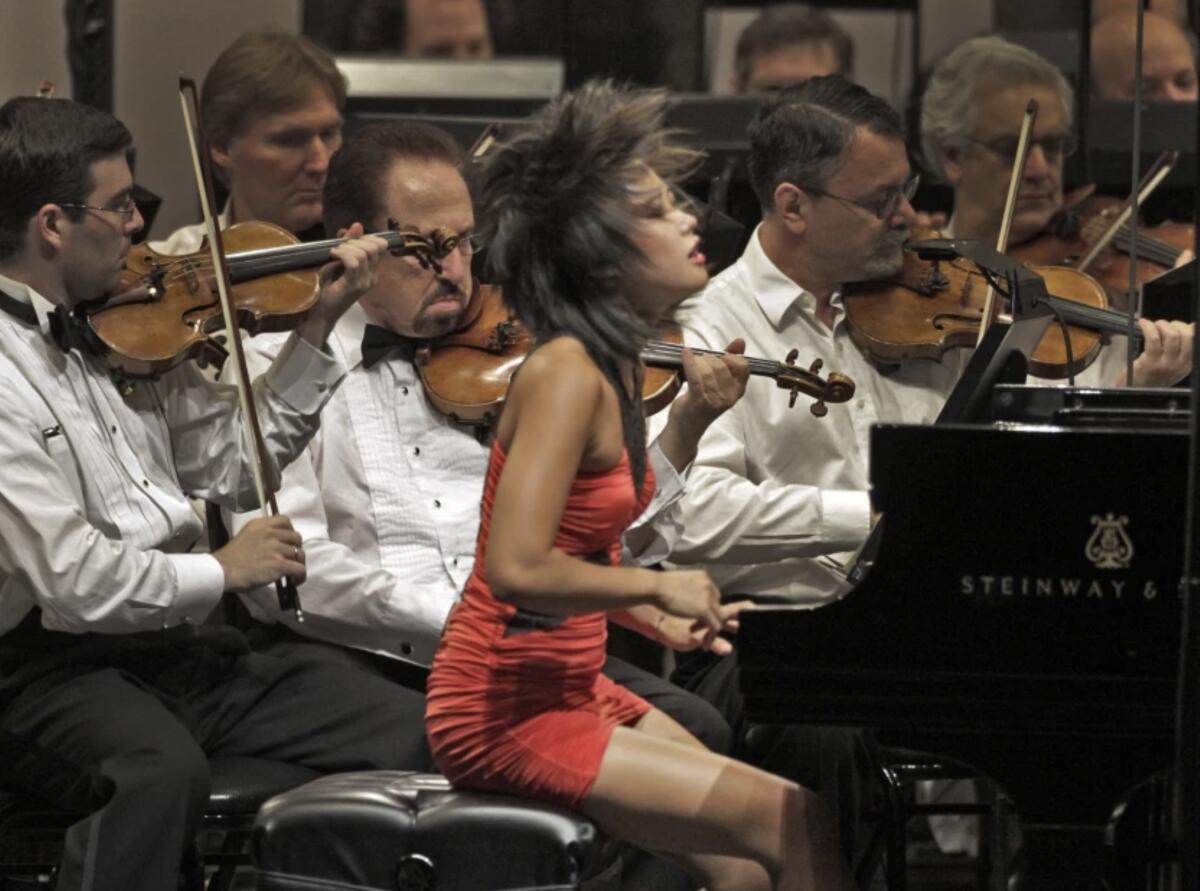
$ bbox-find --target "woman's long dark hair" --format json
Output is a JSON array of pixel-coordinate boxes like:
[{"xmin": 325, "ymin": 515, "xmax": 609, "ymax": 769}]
[{"xmin": 479, "ymin": 81, "xmax": 698, "ymax": 490}]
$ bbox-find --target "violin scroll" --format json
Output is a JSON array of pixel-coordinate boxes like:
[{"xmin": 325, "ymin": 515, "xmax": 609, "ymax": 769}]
[
  {"xmin": 780, "ymin": 349, "xmax": 856, "ymax": 417},
  {"xmin": 385, "ymin": 218, "xmax": 446, "ymax": 273}
]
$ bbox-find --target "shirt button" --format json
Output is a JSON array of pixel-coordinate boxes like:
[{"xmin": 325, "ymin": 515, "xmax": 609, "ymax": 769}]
[
  {"xmin": 413, "ymin": 446, "xmax": 420, "ymax": 456},
  {"xmin": 433, "ymin": 499, "xmax": 441, "ymax": 509},
  {"xmin": 401, "ymin": 386, "xmax": 409, "ymax": 396},
  {"xmin": 400, "ymin": 642, "xmax": 414, "ymax": 656},
  {"xmin": 110, "ymin": 425, "xmax": 117, "ymax": 434},
  {"xmin": 142, "ymin": 479, "xmax": 150, "ymax": 487},
  {"xmin": 316, "ymin": 382, "xmax": 328, "ymax": 393},
  {"xmin": 452, "ymin": 557, "xmax": 459, "ymax": 567}
]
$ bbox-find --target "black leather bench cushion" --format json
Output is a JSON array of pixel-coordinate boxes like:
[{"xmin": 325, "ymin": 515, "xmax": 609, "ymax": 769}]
[{"xmin": 252, "ymin": 772, "xmax": 621, "ymax": 891}]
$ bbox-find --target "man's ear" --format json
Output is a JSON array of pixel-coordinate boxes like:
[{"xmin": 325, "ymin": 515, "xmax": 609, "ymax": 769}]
[
  {"xmin": 209, "ymin": 141, "xmax": 233, "ymax": 175},
  {"xmin": 773, "ymin": 182, "xmax": 809, "ymax": 235},
  {"xmin": 937, "ymin": 142, "xmax": 963, "ymax": 187},
  {"xmin": 34, "ymin": 204, "xmax": 67, "ymax": 250}
]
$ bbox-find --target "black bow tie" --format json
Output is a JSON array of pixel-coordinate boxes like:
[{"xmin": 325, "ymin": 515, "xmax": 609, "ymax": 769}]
[
  {"xmin": 361, "ymin": 324, "xmax": 420, "ymax": 369},
  {"xmin": 47, "ymin": 306, "xmax": 98, "ymax": 355}
]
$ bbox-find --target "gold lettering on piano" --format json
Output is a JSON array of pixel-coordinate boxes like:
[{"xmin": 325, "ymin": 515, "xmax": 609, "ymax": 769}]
[
  {"xmin": 959, "ymin": 576, "xmax": 1169, "ymax": 601},
  {"xmin": 1085, "ymin": 514, "xmax": 1133, "ymax": 570}
]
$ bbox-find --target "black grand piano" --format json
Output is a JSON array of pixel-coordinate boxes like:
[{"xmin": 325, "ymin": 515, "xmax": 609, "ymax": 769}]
[
  {"xmin": 738, "ymin": 383, "xmax": 1188, "ymax": 887},
  {"xmin": 738, "ymin": 239, "xmax": 1193, "ymax": 888}
]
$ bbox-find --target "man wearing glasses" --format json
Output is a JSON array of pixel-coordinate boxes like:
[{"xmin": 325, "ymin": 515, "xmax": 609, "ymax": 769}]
[
  {"xmin": 0, "ymin": 96, "xmax": 438, "ymax": 891},
  {"xmin": 922, "ymin": 34, "xmax": 1192, "ymax": 388},
  {"xmin": 651, "ymin": 75, "xmax": 943, "ymax": 868},
  {"xmin": 225, "ymin": 120, "xmax": 751, "ymax": 891}
]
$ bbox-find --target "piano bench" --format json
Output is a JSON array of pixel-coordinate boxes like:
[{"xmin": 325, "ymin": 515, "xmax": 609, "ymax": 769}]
[
  {"xmin": 1106, "ymin": 768, "xmax": 1178, "ymax": 890},
  {"xmin": 0, "ymin": 756, "xmax": 319, "ymax": 891},
  {"xmin": 251, "ymin": 771, "xmax": 624, "ymax": 891},
  {"xmin": 859, "ymin": 748, "xmax": 1016, "ymax": 891}
]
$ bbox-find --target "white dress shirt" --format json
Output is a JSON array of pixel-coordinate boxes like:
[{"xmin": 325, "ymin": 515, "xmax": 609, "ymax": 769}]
[
  {"xmin": 231, "ymin": 304, "xmax": 689, "ymax": 667},
  {"xmin": 661, "ymin": 227, "xmax": 967, "ymax": 602},
  {"xmin": 149, "ymin": 217, "xmax": 221, "ymax": 256},
  {"xmin": 0, "ymin": 272, "xmax": 343, "ymax": 636}
]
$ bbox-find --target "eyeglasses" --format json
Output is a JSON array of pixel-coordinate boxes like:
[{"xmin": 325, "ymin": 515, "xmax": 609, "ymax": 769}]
[
  {"xmin": 60, "ymin": 198, "xmax": 139, "ymax": 221},
  {"xmin": 802, "ymin": 173, "xmax": 921, "ymax": 221},
  {"xmin": 430, "ymin": 230, "xmax": 482, "ymax": 260},
  {"xmin": 963, "ymin": 132, "xmax": 1078, "ymax": 163}
]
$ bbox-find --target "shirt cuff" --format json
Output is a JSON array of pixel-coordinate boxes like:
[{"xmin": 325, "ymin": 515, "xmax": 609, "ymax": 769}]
[
  {"xmin": 820, "ymin": 489, "xmax": 872, "ymax": 551},
  {"xmin": 164, "ymin": 553, "xmax": 226, "ymax": 626},
  {"xmin": 263, "ymin": 332, "xmax": 346, "ymax": 415},
  {"xmin": 643, "ymin": 440, "xmax": 687, "ymax": 515}
]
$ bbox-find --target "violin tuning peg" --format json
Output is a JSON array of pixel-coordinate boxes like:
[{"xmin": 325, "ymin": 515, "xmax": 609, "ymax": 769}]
[
  {"xmin": 807, "ymin": 357, "xmax": 824, "ymax": 374},
  {"xmin": 809, "ymin": 400, "xmax": 828, "ymax": 418},
  {"xmin": 788, "ymin": 388, "xmax": 799, "ymax": 409},
  {"xmin": 784, "ymin": 347, "xmax": 799, "ymax": 366}
]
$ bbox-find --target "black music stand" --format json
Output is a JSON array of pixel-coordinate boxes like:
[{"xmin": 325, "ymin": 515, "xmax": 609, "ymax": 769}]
[
  {"xmin": 847, "ymin": 241, "xmax": 1056, "ymax": 584},
  {"xmin": 906, "ymin": 238, "xmax": 1057, "ymax": 424}
]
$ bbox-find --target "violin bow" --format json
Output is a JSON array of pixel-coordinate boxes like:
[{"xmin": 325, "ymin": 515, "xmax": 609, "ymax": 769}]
[
  {"xmin": 975, "ymin": 97, "xmax": 1038, "ymax": 346},
  {"xmin": 177, "ymin": 77, "xmax": 304, "ymax": 621},
  {"xmin": 1075, "ymin": 149, "xmax": 1179, "ymax": 274}
]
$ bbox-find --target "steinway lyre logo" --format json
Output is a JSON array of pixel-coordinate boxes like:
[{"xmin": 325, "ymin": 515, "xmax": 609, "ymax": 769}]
[{"xmin": 1085, "ymin": 513, "xmax": 1133, "ymax": 570}]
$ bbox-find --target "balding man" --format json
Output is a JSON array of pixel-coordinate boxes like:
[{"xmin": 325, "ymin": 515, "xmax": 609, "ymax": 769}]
[{"xmin": 1092, "ymin": 9, "xmax": 1198, "ymax": 101}]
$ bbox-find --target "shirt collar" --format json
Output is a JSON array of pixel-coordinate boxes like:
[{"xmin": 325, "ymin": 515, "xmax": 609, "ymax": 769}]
[
  {"xmin": 741, "ymin": 224, "xmax": 828, "ymax": 330},
  {"xmin": 0, "ymin": 272, "xmax": 63, "ymax": 337}
]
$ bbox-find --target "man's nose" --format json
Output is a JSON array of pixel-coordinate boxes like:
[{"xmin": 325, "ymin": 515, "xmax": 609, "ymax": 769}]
[
  {"xmin": 891, "ymin": 194, "xmax": 918, "ymax": 228},
  {"xmin": 1024, "ymin": 143, "xmax": 1054, "ymax": 178},
  {"xmin": 306, "ymin": 137, "xmax": 333, "ymax": 173},
  {"xmin": 127, "ymin": 204, "xmax": 145, "ymax": 237},
  {"xmin": 437, "ymin": 244, "xmax": 471, "ymax": 283}
]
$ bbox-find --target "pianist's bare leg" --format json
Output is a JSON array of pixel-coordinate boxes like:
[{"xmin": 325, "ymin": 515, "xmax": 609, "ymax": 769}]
[{"xmin": 582, "ymin": 706, "xmax": 856, "ymax": 891}]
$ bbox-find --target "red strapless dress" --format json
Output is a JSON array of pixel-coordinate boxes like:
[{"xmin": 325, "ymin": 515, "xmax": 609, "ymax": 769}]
[{"xmin": 425, "ymin": 439, "xmax": 656, "ymax": 808}]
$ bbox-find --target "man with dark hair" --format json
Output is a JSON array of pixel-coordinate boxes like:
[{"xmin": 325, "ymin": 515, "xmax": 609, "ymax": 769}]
[
  {"xmin": 656, "ymin": 75, "xmax": 948, "ymax": 864},
  {"xmin": 228, "ymin": 119, "xmax": 749, "ymax": 890},
  {"xmin": 0, "ymin": 96, "xmax": 426, "ymax": 891},
  {"xmin": 154, "ymin": 29, "xmax": 347, "ymax": 251},
  {"xmin": 731, "ymin": 3, "xmax": 854, "ymax": 94}
]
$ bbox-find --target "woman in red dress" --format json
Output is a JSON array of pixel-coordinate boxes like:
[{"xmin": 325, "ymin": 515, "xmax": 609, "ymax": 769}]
[{"xmin": 425, "ymin": 81, "xmax": 856, "ymax": 891}]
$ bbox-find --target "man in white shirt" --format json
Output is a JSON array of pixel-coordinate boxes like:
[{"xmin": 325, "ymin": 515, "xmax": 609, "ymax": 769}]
[
  {"xmin": 662, "ymin": 76, "xmax": 935, "ymax": 862},
  {"xmin": 228, "ymin": 120, "xmax": 751, "ymax": 890},
  {"xmin": 0, "ymin": 97, "xmax": 429, "ymax": 891}
]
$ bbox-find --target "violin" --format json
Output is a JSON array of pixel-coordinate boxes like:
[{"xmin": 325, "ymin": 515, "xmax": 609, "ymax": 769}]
[
  {"xmin": 416, "ymin": 284, "xmax": 856, "ymax": 426},
  {"xmin": 85, "ymin": 220, "xmax": 440, "ymax": 377},
  {"xmin": 844, "ymin": 228, "xmax": 1143, "ymax": 378},
  {"xmin": 1010, "ymin": 191, "xmax": 1193, "ymax": 309}
]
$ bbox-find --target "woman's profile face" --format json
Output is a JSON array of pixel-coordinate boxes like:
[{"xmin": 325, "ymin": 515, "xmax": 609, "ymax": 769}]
[{"xmin": 622, "ymin": 169, "xmax": 708, "ymax": 321}]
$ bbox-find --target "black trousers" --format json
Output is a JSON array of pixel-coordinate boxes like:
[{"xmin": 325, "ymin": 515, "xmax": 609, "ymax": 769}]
[
  {"xmin": 673, "ymin": 648, "xmax": 883, "ymax": 866},
  {"xmin": 0, "ymin": 618, "xmax": 429, "ymax": 891}
]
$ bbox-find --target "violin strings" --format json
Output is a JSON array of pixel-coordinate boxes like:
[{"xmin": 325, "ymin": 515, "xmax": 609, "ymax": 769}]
[
  {"xmin": 641, "ymin": 341, "xmax": 783, "ymax": 376},
  {"xmin": 134, "ymin": 230, "xmax": 412, "ymax": 286},
  {"xmin": 1112, "ymin": 224, "xmax": 1182, "ymax": 266}
]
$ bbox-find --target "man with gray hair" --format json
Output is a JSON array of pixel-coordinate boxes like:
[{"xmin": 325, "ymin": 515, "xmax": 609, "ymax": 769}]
[
  {"xmin": 921, "ymin": 34, "xmax": 1192, "ymax": 388},
  {"xmin": 731, "ymin": 3, "xmax": 855, "ymax": 94}
]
